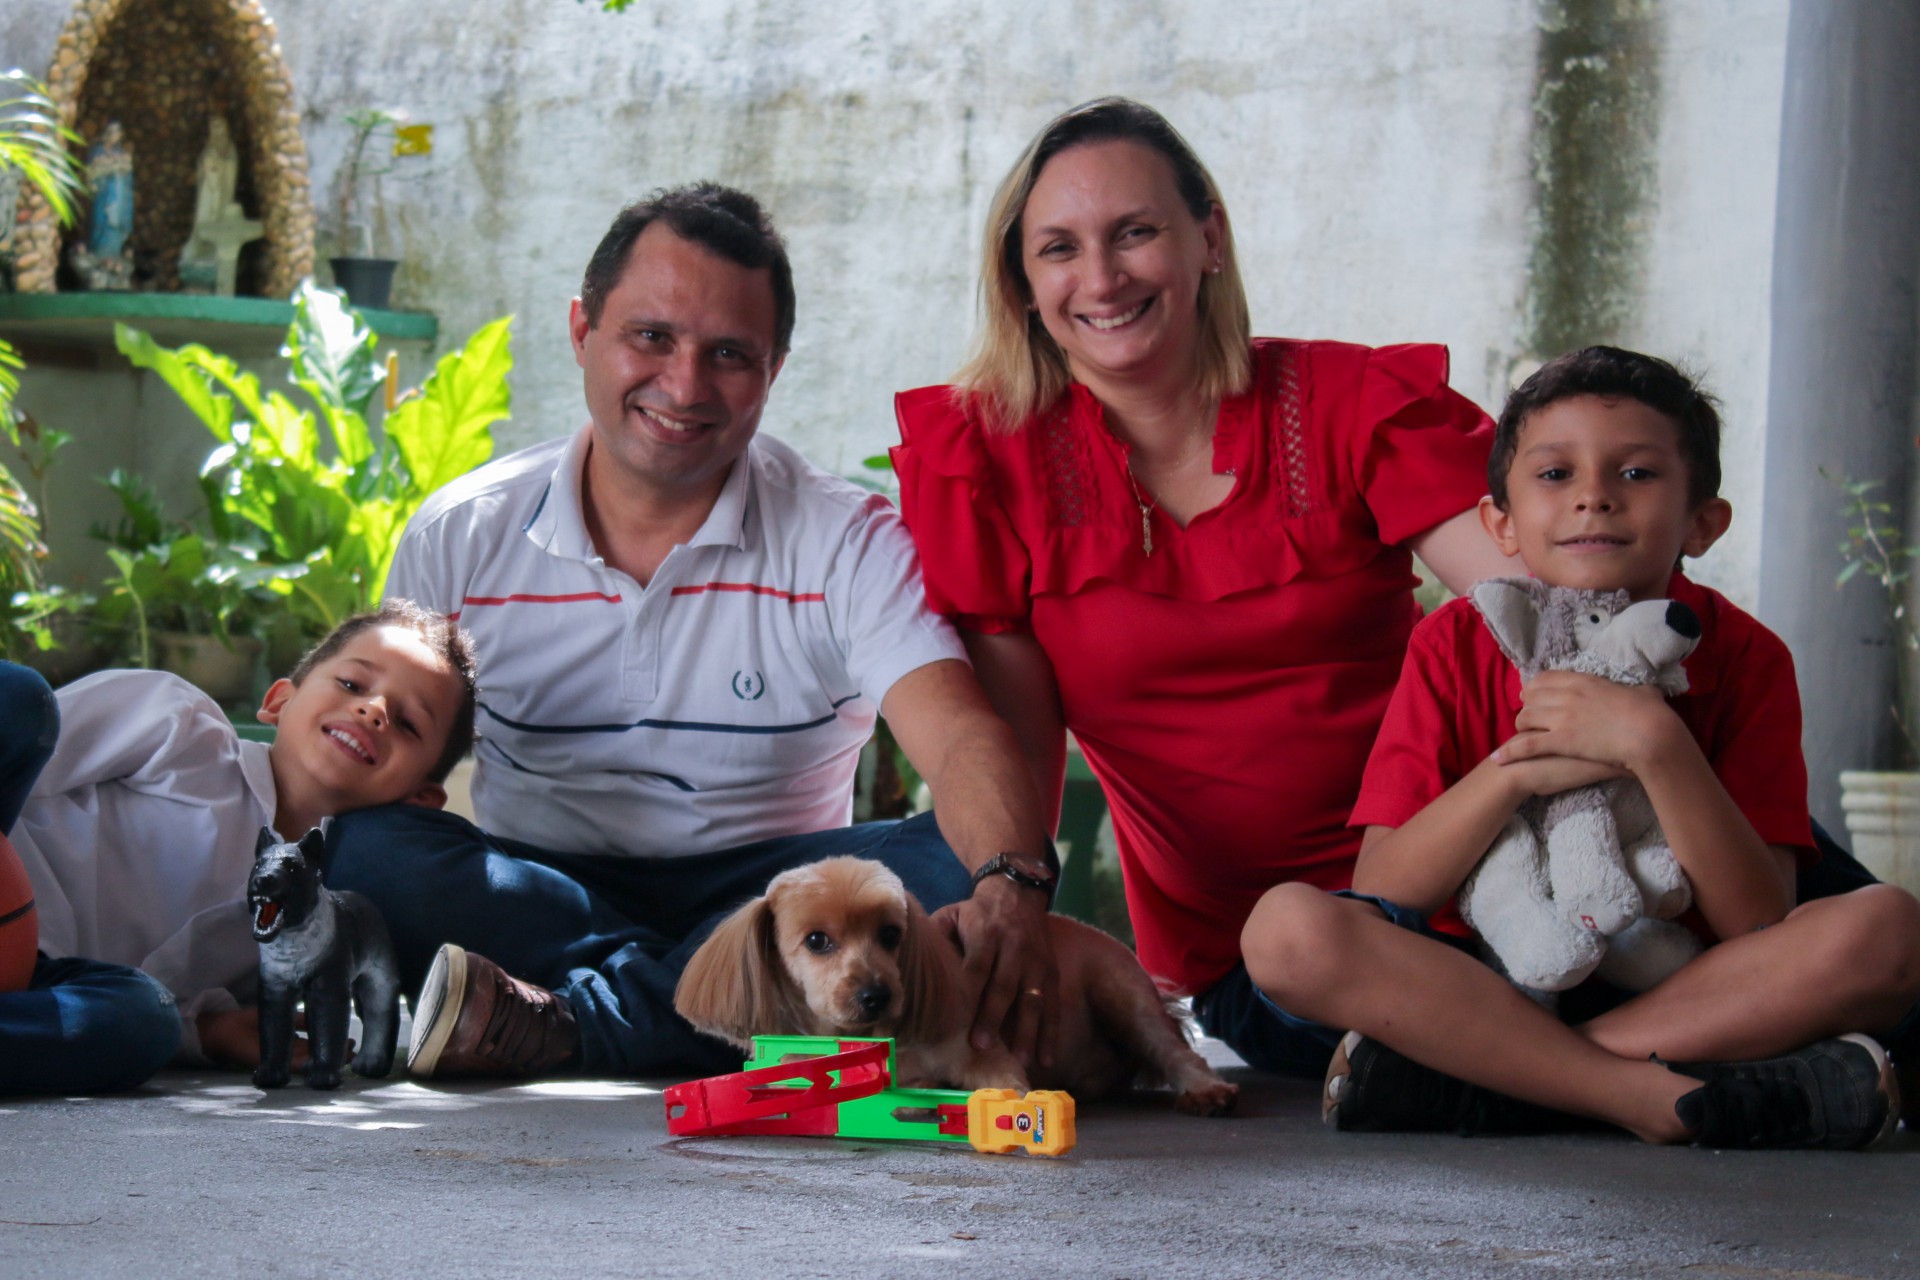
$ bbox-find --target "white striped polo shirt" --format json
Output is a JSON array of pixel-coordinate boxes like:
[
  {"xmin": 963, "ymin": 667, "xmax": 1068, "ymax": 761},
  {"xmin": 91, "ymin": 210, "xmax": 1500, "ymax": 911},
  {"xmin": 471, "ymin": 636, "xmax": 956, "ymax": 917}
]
[{"xmin": 386, "ymin": 425, "xmax": 966, "ymax": 857}]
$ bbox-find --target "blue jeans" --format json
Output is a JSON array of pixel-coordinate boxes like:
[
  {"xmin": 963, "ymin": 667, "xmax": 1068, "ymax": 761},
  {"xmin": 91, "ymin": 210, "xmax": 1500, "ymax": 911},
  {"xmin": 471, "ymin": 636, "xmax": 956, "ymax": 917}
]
[
  {"xmin": 324, "ymin": 805, "xmax": 975, "ymax": 1077},
  {"xmin": 0, "ymin": 660, "xmax": 59, "ymax": 832},
  {"xmin": 1, "ymin": 662, "xmax": 180, "ymax": 1094},
  {"xmin": 0, "ymin": 955, "xmax": 181, "ymax": 1095}
]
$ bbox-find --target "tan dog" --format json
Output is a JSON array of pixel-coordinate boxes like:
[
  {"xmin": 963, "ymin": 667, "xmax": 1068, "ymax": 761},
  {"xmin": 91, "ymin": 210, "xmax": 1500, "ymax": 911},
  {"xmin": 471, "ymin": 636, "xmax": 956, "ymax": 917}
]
[{"xmin": 674, "ymin": 856, "xmax": 1237, "ymax": 1115}]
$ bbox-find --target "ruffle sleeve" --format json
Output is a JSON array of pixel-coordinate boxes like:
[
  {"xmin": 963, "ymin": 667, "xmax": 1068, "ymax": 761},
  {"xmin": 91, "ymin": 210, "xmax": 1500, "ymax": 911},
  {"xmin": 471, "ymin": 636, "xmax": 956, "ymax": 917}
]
[
  {"xmin": 1348, "ymin": 343, "xmax": 1495, "ymax": 546},
  {"xmin": 891, "ymin": 385, "xmax": 1033, "ymax": 633}
]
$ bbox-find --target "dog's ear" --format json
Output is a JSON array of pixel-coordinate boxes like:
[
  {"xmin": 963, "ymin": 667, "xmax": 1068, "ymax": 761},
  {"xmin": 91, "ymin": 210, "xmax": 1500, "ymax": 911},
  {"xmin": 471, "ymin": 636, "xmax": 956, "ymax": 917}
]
[
  {"xmin": 255, "ymin": 827, "xmax": 278, "ymax": 859},
  {"xmin": 1471, "ymin": 578, "xmax": 1545, "ymax": 673},
  {"xmin": 673, "ymin": 895, "xmax": 797, "ymax": 1050},
  {"xmin": 297, "ymin": 828, "xmax": 326, "ymax": 863},
  {"xmin": 895, "ymin": 895, "xmax": 966, "ymax": 1046}
]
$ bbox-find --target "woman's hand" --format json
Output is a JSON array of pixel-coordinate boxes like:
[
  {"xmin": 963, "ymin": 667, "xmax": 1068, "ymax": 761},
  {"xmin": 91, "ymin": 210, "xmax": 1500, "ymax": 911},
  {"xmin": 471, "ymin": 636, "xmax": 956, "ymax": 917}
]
[{"xmin": 934, "ymin": 877, "xmax": 1060, "ymax": 1070}]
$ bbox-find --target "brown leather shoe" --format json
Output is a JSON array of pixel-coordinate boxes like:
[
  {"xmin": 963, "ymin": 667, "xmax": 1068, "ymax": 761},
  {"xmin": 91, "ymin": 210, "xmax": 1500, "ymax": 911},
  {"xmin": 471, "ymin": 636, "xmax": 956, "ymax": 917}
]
[{"xmin": 407, "ymin": 943, "xmax": 578, "ymax": 1078}]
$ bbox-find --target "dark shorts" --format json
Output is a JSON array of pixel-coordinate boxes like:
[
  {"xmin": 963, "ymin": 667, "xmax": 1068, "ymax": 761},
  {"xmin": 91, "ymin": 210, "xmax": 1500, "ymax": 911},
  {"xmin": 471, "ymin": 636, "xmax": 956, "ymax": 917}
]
[
  {"xmin": 1193, "ymin": 825, "xmax": 1920, "ymax": 1080},
  {"xmin": 1192, "ymin": 890, "xmax": 1468, "ymax": 1080}
]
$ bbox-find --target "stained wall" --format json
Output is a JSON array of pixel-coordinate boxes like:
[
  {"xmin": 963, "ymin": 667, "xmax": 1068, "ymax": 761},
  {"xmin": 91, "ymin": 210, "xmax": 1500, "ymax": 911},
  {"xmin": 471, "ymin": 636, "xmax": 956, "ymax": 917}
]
[{"xmin": 1, "ymin": 0, "xmax": 1790, "ymax": 610}]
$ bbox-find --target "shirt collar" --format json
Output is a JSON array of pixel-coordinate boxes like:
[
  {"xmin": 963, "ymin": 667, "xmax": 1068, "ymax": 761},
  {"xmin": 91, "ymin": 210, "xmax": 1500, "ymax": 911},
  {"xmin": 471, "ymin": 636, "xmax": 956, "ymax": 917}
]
[
  {"xmin": 522, "ymin": 425, "xmax": 756, "ymax": 560},
  {"xmin": 524, "ymin": 425, "xmax": 596, "ymax": 560},
  {"xmin": 687, "ymin": 442, "xmax": 754, "ymax": 551}
]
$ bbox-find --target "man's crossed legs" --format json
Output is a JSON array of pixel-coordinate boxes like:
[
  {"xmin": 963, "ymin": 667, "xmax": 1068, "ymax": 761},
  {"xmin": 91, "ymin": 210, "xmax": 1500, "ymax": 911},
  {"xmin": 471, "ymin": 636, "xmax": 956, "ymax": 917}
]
[{"xmin": 325, "ymin": 805, "xmax": 972, "ymax": 1078}]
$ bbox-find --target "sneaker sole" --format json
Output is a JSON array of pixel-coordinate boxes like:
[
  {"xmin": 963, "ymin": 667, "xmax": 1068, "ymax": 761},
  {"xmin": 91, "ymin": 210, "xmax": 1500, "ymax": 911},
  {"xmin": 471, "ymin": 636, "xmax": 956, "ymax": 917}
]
[
  {"xmin": 1322, "ymin": 1031, "xmax": 1362, "ymax": 1129},
  {"xmin": 1838, "ymin": 1033, "xmax": 1902, "ymax": 1150},
  {"xmin": 407, "ymin": 943, "xmax": 468, "ymax": 1078}
]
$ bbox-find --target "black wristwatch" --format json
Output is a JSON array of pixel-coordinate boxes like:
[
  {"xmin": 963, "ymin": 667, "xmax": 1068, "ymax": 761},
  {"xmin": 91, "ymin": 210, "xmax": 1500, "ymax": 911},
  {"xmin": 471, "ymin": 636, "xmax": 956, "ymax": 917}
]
[{"xmin": 970, "ymin": 851, "xmax": 1059, "ymax": 906}]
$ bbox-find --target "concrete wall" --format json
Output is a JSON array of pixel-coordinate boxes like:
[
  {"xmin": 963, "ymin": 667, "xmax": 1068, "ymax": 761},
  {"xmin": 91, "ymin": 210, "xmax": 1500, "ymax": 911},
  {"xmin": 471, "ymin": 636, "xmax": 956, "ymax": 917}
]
[{"xmin": 3, "ymin": 0, "xmax": 1789, "ymax": 607}]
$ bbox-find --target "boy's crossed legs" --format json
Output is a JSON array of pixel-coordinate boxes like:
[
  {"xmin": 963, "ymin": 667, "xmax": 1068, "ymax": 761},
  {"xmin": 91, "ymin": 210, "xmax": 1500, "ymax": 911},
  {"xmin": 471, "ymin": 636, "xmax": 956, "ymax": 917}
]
[{"xmin": 1241, "ymin": 878, "xmax": 1920, "ymax": 1145}]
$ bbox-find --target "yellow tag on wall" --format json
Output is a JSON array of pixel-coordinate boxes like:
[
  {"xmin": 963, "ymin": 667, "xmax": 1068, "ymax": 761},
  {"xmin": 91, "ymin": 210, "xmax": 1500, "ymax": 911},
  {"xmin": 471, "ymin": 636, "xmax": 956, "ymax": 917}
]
[{"xmin": 393, "ymin": 124, "xmax": 434, "ymax": 156}]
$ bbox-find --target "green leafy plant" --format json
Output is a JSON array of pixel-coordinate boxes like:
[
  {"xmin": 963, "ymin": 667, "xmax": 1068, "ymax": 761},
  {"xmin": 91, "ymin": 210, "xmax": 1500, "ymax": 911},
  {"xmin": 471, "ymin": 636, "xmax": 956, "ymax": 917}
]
[
  {"xmin": 116, "ymin": 281, "xmax": 512, "ymax": 643},
  {"xmin": 0, "ymin": 70, "xmax": 86, "ymax": 227},
  {"xmin": 1828, "ymin": 470, "xmax": 1920, "ymax": 763},
  {"xmin": 93, "ymin": 535, "xmax": 291, "ymax": 669},
  {"xmin": 1, "ymin": 69, "xmax": 87, "ymax": 658}
]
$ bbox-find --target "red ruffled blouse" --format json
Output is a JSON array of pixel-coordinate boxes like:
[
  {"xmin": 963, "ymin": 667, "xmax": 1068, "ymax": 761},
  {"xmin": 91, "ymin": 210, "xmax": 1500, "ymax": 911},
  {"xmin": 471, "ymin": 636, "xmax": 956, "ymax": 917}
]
[{"xmin": 892, "ymin": 338, "xmax": 1495, "ymax": 995}]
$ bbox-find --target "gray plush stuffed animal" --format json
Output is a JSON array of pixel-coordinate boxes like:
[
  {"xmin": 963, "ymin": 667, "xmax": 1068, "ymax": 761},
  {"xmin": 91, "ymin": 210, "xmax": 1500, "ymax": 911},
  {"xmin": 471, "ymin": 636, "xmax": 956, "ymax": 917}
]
[{"xmin": 1458, "ymin": 578, "xmax": 1705, "ymax": 995}]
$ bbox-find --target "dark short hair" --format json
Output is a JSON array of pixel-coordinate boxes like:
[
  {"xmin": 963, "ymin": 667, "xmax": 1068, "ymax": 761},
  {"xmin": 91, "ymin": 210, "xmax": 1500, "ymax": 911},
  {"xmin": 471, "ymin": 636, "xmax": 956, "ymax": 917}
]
[
  {"xmin": 289, "ymin": 599, "xmax": 478, "ymax": 783},
  {"xmin": 1489, "ymin": 346, "xmax": 1723, "ymax": 509},
  {"xmin": 578, "ymin": 182, "xmax": 795, "ymax": 356}
]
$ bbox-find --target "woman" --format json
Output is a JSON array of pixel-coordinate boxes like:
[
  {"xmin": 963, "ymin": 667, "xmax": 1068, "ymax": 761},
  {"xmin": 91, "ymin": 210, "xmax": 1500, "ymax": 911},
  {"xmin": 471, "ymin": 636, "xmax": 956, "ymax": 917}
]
[{"xmin": 891, "ymin": 98, "xmax": 1515, "ymax": 1077}]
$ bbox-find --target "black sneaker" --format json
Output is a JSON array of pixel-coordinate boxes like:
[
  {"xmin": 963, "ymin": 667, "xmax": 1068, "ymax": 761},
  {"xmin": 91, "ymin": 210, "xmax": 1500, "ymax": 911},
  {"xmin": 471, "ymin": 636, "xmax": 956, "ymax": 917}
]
[
  {"xmin": 1668, "ymin": 1033, "xmax": 1900, "ymax": 1150},
  {"xmin": 1323, "ymin": 1031, "xmax": 1578, "ymax": 1135}
]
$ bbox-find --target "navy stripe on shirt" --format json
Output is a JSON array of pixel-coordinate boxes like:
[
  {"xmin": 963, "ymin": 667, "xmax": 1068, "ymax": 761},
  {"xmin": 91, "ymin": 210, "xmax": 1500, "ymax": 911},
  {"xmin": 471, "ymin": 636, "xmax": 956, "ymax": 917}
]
[{"xmin": 477, "ymin": 694, "xmax": 861, "ymax": 738}]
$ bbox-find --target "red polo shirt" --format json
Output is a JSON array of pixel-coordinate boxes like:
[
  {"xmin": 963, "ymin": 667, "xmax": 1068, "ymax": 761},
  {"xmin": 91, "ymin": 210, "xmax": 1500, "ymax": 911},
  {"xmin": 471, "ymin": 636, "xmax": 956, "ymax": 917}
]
[{"xmin": 1352, "ymin": 571, "xmax": 1816, "ymax": 938}]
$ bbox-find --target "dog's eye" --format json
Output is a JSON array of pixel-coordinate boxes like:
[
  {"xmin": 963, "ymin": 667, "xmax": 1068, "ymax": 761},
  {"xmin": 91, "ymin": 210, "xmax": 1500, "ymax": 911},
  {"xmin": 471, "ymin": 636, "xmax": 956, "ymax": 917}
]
[
  {"xmin": 803, "ymin": 931, "xmax": 834, "ymax": 954},
  {"xmin": 877, "ymin": 925, "xmax": 903, "ymax": 951}
]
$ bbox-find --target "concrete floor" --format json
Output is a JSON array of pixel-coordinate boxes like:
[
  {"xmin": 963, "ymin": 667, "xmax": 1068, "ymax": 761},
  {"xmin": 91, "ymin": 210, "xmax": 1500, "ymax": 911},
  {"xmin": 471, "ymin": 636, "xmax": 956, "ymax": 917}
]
[{"xmin": 4, "ymin": 1039, "xmax": 1919, "ymax": 1280}]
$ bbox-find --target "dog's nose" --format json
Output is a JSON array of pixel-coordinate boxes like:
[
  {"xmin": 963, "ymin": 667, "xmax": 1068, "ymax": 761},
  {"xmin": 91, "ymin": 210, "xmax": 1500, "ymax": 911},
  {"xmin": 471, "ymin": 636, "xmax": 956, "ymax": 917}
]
[
  {"xmin": 1665, "ymin": 599, "xmax": 1701, "ymax": 639},
  {"xmin": 854, "ymin": 984, "xmax": 891, "ymax": 1020}
]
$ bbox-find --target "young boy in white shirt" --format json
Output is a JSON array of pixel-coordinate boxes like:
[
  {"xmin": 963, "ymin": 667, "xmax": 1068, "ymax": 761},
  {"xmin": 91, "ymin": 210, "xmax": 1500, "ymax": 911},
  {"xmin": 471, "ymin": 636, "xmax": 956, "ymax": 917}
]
[{"xmin": 0, "ymin": 599, "xmax": 475, "ymax": 1093}]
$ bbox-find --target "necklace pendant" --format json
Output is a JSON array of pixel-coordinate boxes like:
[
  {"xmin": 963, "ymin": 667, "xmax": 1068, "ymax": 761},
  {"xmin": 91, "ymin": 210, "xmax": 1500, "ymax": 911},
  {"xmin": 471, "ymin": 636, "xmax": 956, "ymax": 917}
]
[{"xmin": 1141, "ymin": 505, "xmax": 1154, "ymax": 557}]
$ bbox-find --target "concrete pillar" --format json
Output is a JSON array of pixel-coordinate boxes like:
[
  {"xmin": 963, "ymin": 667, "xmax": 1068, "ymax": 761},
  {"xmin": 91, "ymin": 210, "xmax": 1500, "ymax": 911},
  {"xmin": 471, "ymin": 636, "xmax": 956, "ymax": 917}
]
[{"xmin": 1759, "ymin": 1, "xmax": 1920, "ymax": 831}]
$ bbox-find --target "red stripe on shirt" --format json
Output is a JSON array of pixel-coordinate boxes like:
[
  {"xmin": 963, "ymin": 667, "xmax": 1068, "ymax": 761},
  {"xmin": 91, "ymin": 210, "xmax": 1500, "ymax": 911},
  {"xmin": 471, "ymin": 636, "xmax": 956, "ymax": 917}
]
[
  {"xmin": 450, "ymin": 591, "xmax": 624, "ymax": 620},
  {"xmin": 670, "ymin": 582, "xmax": 826, "ymax": 603}
]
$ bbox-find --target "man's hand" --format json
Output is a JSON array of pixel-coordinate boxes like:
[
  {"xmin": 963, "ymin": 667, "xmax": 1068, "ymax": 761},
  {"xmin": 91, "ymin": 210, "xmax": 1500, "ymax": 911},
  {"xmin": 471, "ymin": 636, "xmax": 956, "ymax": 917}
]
[
  {"xmin": 1503, "ymin": 671, "xmax": 1684, "ymax": 775},
  {"xmin": 933, "ymin": 876, "xmax": 1060, "ymax": 1069},
  {"xmin": 197, "ymin": 1007, "xmax": 347, "ymax": 1070}
]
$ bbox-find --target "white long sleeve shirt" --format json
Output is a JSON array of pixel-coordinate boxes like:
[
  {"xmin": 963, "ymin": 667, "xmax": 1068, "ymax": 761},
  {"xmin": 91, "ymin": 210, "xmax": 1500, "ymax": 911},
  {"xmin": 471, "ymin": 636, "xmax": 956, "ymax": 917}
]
[{"xmin": 11, "ymin": 669, "xmax": 282, "ymax": 1056}]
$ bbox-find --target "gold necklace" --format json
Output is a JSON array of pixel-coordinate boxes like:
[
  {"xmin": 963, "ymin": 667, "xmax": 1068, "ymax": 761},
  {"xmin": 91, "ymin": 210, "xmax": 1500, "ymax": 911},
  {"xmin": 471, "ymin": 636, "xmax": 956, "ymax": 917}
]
[
  {"xmin": 1121, "ymin": 429, "xmax": 1214, "ymax": 557},
  {"xmin": 1124, "ymin": 466, "xmax": 1159, "ymax": 556}
]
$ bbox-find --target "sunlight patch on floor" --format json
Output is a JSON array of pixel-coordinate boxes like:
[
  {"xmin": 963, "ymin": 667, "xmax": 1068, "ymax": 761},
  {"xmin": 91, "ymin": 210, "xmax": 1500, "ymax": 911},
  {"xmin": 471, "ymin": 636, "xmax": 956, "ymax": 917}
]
[{"xmin": 506, "ymin": 1080, "xmax": 661, "ymax": 1099}]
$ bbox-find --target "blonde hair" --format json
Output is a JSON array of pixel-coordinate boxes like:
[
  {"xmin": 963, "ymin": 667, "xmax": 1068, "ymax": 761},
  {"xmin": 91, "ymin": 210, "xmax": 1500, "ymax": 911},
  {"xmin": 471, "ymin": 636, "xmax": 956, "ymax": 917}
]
[{"xmin": 955, "ymin": 98, "xmax": 1252, "ymax": 431}]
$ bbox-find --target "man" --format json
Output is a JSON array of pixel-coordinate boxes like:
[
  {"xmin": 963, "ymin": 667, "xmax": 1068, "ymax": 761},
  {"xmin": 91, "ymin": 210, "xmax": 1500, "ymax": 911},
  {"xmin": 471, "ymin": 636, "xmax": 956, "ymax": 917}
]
[{"xmin": 327, "ymin": 184, "xmax": 1059, "ymax": 1079}]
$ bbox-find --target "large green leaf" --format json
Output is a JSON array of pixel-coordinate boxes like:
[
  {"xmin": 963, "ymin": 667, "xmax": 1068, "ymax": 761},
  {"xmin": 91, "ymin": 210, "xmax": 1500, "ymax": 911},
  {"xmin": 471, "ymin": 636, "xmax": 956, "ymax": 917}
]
[
  {"xmin": 386, "ymin": 316, "xmax": 513, "ymax": 499},
  {"xmin": 115, "ymin": 326, "xmax": 239, "ymax": 444},
  {"xmin": 286, "ymin": 282, "xmax": 379, "ymax": 467}
]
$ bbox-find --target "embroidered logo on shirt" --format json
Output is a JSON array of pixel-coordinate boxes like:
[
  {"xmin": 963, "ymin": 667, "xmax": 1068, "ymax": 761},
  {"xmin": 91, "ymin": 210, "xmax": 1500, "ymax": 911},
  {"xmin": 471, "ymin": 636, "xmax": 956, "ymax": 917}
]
[{"xmin": 732, "ymin": 670, "xmax": 767, "ymax": 701}]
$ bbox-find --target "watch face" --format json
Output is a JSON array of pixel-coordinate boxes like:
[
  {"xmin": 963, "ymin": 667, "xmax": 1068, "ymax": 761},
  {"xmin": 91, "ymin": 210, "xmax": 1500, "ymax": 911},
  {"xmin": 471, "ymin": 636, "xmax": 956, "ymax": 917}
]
[{"xmin": 1003, "ymin": 856, "xmax": 1056, "ymax": 885}]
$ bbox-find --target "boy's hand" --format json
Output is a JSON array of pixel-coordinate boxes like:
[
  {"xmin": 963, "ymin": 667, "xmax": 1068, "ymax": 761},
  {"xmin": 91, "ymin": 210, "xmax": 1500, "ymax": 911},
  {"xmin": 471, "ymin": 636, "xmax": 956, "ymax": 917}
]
[
  {"xmin": 197, "ymin": 1008, "xmax": 350, "ymax": 1070},
  {"xmin": 1491, "ymin": 738, "xmax": 1629, "ymax": 797},
  {"xmin": 1503, "ymin": 671, "xmax": 1686, "ymax": 775}
]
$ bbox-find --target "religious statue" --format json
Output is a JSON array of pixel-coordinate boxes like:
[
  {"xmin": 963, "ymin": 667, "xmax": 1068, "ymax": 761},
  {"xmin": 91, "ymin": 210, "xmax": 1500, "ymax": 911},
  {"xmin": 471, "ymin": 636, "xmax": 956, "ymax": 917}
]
[
  {"xmin": 69, "ymin": 121, "xmax": 134, "ymax": 291},
  {"xmin": 178, "ymin": 117, "xmax": 262, "ymax": 295}
]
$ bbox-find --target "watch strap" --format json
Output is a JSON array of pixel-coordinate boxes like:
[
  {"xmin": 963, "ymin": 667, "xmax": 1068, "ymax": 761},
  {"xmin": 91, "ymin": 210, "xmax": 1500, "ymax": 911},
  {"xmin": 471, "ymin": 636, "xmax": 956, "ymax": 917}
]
[{"xmin": 970, "ymin": 851, "xmax": 1058, "ymax": 905}]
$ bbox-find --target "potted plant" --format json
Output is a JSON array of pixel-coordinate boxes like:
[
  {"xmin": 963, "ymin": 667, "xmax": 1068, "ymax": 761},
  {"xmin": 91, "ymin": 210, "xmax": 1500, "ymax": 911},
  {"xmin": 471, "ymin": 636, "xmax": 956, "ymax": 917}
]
[
  {"xmin": 86, "ymin": 468, "xmax": 286, "ymax": 703},
  {"xmin": 1830, "ymin": 473, "xmax": 1920, "ymax": 894},
  {"xmin": 329, "ymin": 108, "xmax": 432, "ymax": 310},
  {"xmin": 115, "ymin": 281, "xmax": 512, "ymax": 663}
]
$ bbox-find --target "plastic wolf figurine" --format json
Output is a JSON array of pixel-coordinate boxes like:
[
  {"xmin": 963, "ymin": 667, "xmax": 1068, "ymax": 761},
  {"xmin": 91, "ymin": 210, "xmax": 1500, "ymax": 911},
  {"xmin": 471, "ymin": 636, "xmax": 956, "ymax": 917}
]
[{"xmin": 248, "ymin": 828, "xmax": 402, "ymax": 1089}]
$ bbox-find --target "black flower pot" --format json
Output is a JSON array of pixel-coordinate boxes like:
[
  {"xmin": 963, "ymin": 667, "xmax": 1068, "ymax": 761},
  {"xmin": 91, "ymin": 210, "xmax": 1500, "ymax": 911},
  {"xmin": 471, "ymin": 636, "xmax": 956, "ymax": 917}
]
[{"xmin": 329, "ymin": 256, "xmax": 398, "ymax": 310}]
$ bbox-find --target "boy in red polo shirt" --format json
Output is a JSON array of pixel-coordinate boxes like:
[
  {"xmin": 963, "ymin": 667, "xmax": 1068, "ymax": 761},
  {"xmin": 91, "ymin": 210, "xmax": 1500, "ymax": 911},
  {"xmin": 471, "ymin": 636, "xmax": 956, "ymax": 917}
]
[{"xmin": 1237, "ymin": 346, "xmax": 1920, "ymax": 1148}]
